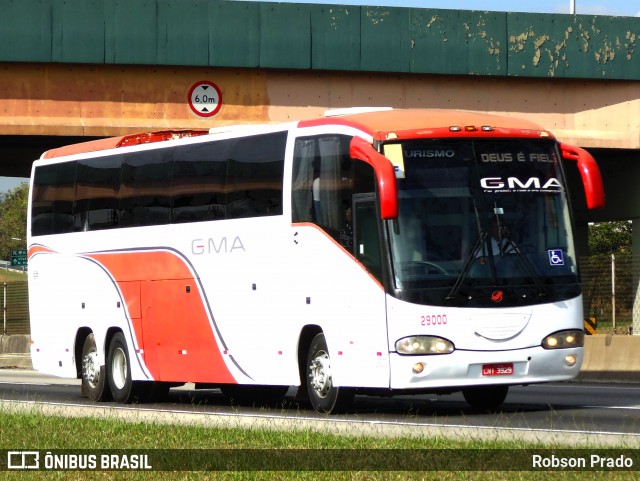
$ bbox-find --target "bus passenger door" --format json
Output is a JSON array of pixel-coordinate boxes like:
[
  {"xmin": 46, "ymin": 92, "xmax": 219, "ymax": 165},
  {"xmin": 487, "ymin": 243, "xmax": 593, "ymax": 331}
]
[
  {"xmin": 353, "ymin": 193, "xmax": 383, "ymax": 284},
  {"xmin": 342, "ymin": 193, "xmax": 389, "ymax": 388}
]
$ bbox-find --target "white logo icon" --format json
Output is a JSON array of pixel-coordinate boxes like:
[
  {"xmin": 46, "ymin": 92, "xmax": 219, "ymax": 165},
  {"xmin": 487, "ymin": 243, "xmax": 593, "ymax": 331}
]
[{"xmin": 8, "ymin": 451, "xmax": 39, "ymax": 469}]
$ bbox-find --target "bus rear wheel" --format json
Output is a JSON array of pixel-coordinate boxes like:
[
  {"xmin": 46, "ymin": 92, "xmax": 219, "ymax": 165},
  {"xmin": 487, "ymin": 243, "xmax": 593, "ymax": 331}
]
[
  {"xmin": 306, "ymin": 333, "xmax": 354, "ymax": 414},
  {"xmin": 107, "ymin": 332, "xmax": 149, "ymax": 403},
  {"xmin": 462, "ymin": 385, "xmax": 509, "ymax": 411},
  {"xmin": 80, "ymin": 333, "xmax": 111, "ymax": 401}
]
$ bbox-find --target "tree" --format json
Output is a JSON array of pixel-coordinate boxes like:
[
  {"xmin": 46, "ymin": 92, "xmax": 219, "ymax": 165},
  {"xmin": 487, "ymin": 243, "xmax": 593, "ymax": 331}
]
[
  {"xmin": 0, "ymin": 182, "xmax": 29, "ymax": 261},
  {"xmin": 588, "ymin": 220, "xmax": 632, "ymax": 256}
]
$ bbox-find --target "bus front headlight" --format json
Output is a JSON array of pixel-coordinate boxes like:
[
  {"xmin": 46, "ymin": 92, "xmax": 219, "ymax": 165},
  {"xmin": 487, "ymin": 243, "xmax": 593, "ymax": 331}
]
[
  {"xmin": 542, "ymin": 330, "xmax": 584, "ymax": 349},
  {"xmin": 395, "ymin": 336, "xmax": 454, "ymax": 355}
]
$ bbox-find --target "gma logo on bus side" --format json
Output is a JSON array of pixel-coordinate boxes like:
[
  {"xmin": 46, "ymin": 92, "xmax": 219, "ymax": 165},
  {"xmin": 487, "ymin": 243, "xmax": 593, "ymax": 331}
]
[
  {"xmin": 480, "ymin": 176, "xmax": 564, "ymax": 192},
  {"xmin": 191, "ymin": 236, "xmax": 246, "ymax": 255}
]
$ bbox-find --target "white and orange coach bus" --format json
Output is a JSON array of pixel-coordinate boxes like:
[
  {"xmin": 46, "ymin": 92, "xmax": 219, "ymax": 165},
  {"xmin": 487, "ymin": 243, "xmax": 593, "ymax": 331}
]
[{"xmin": 27, "ymin": 108, "xmax": 604, "ymax": 413}]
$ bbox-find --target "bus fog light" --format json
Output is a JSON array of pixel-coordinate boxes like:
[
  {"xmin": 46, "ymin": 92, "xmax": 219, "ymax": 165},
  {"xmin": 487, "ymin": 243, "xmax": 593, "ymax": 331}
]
[
  {"xmin": 542, "ymin": 330, "xmax": 584, "ymax": 350},
  {"xmin": 413, "ymin": 362, "xmax": 425, "ymax": 374},
  {"xmin": 565, "ymin": 355, "xmax": 577, "ymax": 367},
  {"xmin": 395, "ymin": 336, "xmax": 454, "ymax": 355}
]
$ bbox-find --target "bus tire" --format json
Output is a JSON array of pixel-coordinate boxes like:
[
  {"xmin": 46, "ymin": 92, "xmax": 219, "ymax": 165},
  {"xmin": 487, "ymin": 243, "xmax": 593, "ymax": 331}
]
[
  {"xmin": 107, "ymin": 332, "xmax": 146, "ymax": 403},
  {"xmin": 80, "ymin": 333, "xmax": 111, "ymax": 402},
  {"xmin": 462, "ymin": 385, "xmax": 509, "ymax": 411},
  {"xmin": 306, "ymin": 333, "xmax": 354, "ymax": 414}
]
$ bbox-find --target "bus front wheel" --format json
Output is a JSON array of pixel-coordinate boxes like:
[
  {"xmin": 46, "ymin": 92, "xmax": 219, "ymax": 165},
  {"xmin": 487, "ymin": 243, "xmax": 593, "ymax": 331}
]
[
  {"xmin": 306, "ymin": 333, "xmax": 354, "ymax": 414},
  {"xmin": 107, "ymin": 332, "xmax": 148, "ymax": 403},
  {"xmin": 80, "ymin": 333, "xmax": 111, "ymax": 401}
]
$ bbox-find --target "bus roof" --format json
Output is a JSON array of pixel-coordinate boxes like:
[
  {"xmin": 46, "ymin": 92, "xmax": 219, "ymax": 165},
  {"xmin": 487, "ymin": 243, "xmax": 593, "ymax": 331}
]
[
  {"xmin": 40, "ymin": 109, "xmax": 554, "ymax": 160},
  {"xmin": 298, "ymin": 109, "xmax": 554, "ymax": 142},
  {"xmin": 40, "ymin": 130, "xmax": 209, "ymax": 159}
]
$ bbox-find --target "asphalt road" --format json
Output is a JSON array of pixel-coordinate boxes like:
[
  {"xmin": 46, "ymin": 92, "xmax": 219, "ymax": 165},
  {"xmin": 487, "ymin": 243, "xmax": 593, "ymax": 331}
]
[{"xmin": 1, "ymin": 369, "xmax": 639, "ymax": 447}]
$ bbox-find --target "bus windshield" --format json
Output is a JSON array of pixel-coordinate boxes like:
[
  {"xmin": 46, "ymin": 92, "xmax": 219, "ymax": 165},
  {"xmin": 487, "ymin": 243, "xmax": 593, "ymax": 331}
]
[{"xmin": 385, "ymin": 139, "xmax": 579, "ymax": 307}]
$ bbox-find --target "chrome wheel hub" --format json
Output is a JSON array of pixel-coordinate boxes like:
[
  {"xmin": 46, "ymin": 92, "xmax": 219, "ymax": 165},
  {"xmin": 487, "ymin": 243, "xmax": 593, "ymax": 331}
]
[
  {"xmin": 82, "ymin": 350, "xmax": 99, "ymax": 388},
  {"xmin": 112, "ymin": 347, "xmax": 128, "ymax": 390},
  {"xmin": 309, "ymin": 350, "xmax": 332, "ymax": 398}
]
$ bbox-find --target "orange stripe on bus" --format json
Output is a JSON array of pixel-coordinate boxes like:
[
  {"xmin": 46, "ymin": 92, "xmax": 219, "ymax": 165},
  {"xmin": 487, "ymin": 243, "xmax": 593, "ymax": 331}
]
[
  {"xmin": 85, "ymin": 250, "xmax": 236, "ymax": 384},
  {"xmin": 28, "ymin": 245, "xmax": 55, "ymax": 259}
]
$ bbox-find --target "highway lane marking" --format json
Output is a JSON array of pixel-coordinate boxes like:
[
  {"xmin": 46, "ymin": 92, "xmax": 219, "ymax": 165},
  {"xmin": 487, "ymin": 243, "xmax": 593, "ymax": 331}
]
[
  {"xmin": 583, "ymin": 405, "xmax": 640, "ymax": 410},
  {"xmin": 0, "ymin": 381, "xmax": 58, "ymax": 386},
  {"xmin": 0, "ymin": 381, "xmax": 78, "ymax": 386},
  {"xmin": 553, "ymin": 385, "xmax": 640, "ymax": 391}
]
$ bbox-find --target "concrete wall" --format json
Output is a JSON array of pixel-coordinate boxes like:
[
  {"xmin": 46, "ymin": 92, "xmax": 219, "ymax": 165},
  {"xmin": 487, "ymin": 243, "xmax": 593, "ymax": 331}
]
[
  {"xmin": 578, "ymin": 335, "xmax": 640, "ymax": 382},
  {"xmin": 0, "ymin": 335, "xmax": 32, "ymax": 369},
  {"xmin": 2, "ymin": 63, "xmax": 639, "ymax": 150}
]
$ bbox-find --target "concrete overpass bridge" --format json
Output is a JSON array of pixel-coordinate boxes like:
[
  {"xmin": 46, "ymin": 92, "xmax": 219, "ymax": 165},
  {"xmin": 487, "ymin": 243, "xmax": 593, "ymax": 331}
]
[{"xmin": 1, "ymin": 0, "xmax": 640, "ymax": 321}]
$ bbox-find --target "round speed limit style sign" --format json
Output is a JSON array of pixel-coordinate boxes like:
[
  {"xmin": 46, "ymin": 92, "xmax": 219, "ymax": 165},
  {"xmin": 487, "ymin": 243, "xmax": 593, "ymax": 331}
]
[{"xmin": 188, "ymin": 81, "xmax": 223, "ymax": 118}]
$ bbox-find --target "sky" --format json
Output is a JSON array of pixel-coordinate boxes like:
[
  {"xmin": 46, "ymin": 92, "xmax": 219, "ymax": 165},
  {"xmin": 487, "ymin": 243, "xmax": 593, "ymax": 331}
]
[
  {"xmin": 0, "ymin": 177, "xmax": 27, "ymax": 194},
  {"xmin": 242, "ymin": 0, "xmax": 640, "ymax": 17}
]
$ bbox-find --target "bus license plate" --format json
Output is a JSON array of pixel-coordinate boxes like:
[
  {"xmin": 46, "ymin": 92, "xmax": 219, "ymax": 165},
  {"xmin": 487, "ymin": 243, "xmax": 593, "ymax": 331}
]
[{"xmin": 482, "ymin": 363, "xmax": 513, "ymax": 376}]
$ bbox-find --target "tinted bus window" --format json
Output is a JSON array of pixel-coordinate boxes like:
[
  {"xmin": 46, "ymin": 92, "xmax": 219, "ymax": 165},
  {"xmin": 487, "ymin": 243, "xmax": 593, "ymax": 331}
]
[
  {"xmin": 226, "ymin": 132, "xmax": 286, "ymax": 219},
  {"xmin": 119, "ymin": 151, "xmax": 172, "ymax": 227},
  {"xmin": 31, "ymin": 161, "xmax": 77, "ymax": 235},
  {"xmin": 171, "ymin": 140, "xmax": 230, "ymax": 223},
  {"xmin": 292, "ymin": 135, "xmax": 353, "ymax": 238},
  {"xmin": 32, "ymin": 131, "xmax": 288, "ymax": 236},
  {"xmin": 74, "ymin": 156, "xmax": 122, "ymax": 231}
]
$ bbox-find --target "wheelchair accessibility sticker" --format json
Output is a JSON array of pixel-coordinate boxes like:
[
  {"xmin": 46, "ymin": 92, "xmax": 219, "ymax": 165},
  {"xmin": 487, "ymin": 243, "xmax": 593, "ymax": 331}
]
[{"xmin": 548, "ymin": 249, "xmax": 564, "ymax": 266}]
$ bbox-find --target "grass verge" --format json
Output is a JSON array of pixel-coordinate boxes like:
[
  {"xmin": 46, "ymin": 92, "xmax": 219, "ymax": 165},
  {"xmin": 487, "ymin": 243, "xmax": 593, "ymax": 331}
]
[
  {"xmin": 0, "ymin": 270, "xmax": 27, "ymax": 282},
  {"xmin": 0, "ymin": 408, "xmax": 637, "ymax": 480}
]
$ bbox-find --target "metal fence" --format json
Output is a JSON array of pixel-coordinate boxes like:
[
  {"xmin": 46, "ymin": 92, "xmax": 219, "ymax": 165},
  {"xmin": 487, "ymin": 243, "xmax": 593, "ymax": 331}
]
[
  {"xmin": 580, "ymin": 254, "xmax": 636, "ymax": 334},
  {"xmin": 2, "ymin": 256, "xmax": 638, "ymax": 336},
  {"xmin": 2, "ymin": 281, "xmax": 28, "ymax": 335}
]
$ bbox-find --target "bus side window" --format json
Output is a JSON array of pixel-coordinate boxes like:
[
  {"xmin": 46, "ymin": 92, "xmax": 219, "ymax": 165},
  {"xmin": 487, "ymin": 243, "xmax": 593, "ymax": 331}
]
[
  {"xmin": 292, "ymin": 135, "xmax": 353, "ymax": 243},
  {"xmin": 119, "ymin": 150, "xmax": 172, "ymax": 228},
  {"xmin": 171, "ymin": 140, "xmax": 229, "ymax": 223},
  {"xmin": 74, "ymin": 156, "xmax": 122, "ymax": 231},
  {"xmin": 292, "ymin": 138, "xmax": 316, "ymax": 223},
  {"xmin": 32, "ymin": 161, "xmax": 76, "ymax": 236},
  {"xmin": 226, "ymin": 132, "xmax": 286, "ymax": 219}
]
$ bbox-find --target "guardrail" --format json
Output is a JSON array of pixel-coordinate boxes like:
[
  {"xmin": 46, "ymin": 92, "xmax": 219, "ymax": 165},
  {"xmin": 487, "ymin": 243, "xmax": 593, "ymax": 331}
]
[{"xmin": 0, "ymin": 260, "xmax": 27, "ymax": 272}]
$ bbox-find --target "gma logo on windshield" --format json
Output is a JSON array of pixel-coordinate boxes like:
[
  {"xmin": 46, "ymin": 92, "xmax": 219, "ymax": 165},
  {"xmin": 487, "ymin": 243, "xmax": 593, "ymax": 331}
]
[{"xmin": 480, "ymin": 177, "xmax": 564, "ymax": 191}]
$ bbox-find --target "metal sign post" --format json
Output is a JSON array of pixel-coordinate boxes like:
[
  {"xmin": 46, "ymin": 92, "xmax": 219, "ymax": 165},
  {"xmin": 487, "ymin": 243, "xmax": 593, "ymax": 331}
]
[{"xmin": 3, "ymin": 282, "xmax": 6, "ymax": 335}]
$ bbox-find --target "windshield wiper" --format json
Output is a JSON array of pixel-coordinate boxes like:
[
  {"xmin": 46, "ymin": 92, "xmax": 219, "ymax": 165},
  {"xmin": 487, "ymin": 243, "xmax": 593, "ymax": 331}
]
[
  {"xmin": 446, "ymin": 231, "xmax": 487, "ymax": 302},
  {"xmin": 446, "ymin": 232, "xmax": 548, "ymax": 302},
  {"xmin": 501, "ymin": 241, "xmax": 548, "ymax": 299}
]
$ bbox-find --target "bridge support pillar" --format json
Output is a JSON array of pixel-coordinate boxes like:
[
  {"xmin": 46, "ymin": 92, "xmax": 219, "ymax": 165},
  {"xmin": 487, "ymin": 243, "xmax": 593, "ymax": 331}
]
[{"xmin": 632, "ymin": 217, "xmax": 640, "ymax": 335}]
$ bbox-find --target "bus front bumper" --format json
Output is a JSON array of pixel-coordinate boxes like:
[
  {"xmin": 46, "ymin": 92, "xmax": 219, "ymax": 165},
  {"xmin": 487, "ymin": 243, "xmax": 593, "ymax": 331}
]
[{"xmin": 388, "ymin": 346, "xmax": 583, "ymax": 389}]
